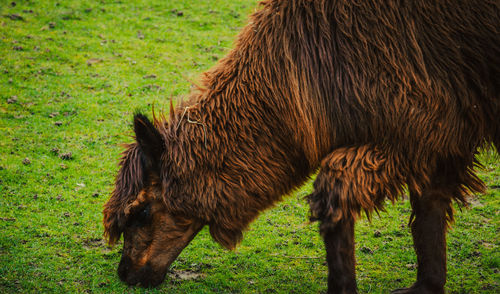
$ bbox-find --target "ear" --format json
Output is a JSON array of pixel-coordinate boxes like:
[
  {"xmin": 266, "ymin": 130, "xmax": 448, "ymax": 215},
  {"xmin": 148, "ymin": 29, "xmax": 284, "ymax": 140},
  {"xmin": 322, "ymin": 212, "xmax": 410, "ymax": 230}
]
[{"xmin": 133, "ymin": 113, "xmax": 164, "ymax": 168}]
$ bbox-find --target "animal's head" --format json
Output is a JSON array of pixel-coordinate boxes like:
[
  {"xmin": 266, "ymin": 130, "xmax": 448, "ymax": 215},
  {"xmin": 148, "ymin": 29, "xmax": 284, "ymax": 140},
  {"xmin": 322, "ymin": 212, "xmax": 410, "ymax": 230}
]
[{"xmin": 103, "ymin": 114, "xmax": 204, "ymax": 287}]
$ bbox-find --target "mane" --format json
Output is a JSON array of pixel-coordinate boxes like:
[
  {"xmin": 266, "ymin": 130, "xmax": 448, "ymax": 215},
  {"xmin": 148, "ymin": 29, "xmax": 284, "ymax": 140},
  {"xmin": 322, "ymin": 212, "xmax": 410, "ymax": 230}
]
[{"xmin": 103, "ymin": 143, "xmax": 146, "ymax": 244}]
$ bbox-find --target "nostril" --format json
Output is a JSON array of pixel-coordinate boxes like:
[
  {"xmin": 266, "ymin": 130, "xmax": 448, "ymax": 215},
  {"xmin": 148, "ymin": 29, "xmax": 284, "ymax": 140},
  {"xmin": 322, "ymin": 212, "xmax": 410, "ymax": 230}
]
[
  {"xmin": 138, "ymin": 263, "xmax": 166, "ymax": 288},
  {"xmin": 138, "ymin": 263, "xmax": 153, "ymax": 287},
  {"xmin": 117, "ymin": 258, "xmax": 166, "ymax": 287},
  {"xmin": 117, "ymin": 255, "xmax": 132, "ymax": 282}
]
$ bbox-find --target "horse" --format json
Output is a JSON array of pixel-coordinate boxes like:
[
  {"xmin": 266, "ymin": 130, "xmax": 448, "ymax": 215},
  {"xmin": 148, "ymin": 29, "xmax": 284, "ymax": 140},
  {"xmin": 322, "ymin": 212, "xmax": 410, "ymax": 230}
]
[{"xmin": 104, "ymin": 0, "xmax": 499, "ymax": 292}]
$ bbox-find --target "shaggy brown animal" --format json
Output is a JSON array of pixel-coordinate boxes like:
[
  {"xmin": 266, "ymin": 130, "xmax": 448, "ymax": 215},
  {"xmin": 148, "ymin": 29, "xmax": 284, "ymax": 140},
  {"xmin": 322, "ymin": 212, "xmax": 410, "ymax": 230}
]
[{"xmin": 103, "ymin": 0, "xmax": 499, "ymax": 292}]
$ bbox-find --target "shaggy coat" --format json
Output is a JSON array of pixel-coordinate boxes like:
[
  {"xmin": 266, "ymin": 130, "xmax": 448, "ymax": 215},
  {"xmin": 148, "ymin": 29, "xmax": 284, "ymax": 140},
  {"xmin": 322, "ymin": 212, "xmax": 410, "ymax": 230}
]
[{"xmin": 104, "ymin": 0, "xmax": 499, "ymax": 292}]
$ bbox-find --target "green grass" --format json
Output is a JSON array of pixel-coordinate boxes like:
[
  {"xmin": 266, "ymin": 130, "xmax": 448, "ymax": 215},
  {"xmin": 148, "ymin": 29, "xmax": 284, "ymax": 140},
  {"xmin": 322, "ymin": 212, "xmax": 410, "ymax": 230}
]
[{"xmin": 0, "ymin": 0, "xmax": 498, "ymax": 293}]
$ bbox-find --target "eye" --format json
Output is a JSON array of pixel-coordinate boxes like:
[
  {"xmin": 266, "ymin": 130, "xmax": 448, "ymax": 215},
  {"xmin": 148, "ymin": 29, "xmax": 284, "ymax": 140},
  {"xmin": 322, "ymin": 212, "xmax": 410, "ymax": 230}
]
[
  {"xmin": 137, "ymin": 205, "xmax": 150, "ymax": 221},
  {"xmin": 127, "ymin": 203, "xmax": 151, "ymax": 227}
]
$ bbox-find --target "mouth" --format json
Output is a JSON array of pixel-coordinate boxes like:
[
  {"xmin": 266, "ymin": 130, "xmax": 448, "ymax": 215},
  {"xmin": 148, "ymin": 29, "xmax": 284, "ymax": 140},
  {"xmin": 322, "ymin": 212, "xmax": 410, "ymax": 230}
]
[
  {"xmin": 118, "ymin": 257, "xmax": 168, "ymax": 287},
  {"xmin": 118, "ymin": 223, "xmax": 205, "ymax": 287}
]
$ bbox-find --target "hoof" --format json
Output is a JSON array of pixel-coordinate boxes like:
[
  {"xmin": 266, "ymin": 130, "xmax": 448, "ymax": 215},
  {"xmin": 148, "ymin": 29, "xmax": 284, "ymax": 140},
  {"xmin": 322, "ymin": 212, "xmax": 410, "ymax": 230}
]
[
  {"xmin": 391, "ymin": 283, "xmax": 444, "ymax": 294},
  {"xmin": 391, "ymin": 288, "xmax": 414, "ymax": 294}
]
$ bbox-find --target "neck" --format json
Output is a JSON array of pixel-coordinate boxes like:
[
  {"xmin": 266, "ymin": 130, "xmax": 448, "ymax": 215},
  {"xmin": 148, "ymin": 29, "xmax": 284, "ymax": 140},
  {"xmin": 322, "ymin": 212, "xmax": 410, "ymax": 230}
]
[
  {"xmin": 161, "ymin": 81, "xmax": 313, "ymax": 248},
  {"xmin": 160, "ymin": 2, "xmax": 335, "ymax": 248}
]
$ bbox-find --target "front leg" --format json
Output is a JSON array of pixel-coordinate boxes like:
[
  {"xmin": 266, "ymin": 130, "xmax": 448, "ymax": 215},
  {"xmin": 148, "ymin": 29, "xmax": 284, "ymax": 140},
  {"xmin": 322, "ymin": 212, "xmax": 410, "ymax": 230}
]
[
  {"xmin": 308, "ymin": 146, "xmax": 405, "ymax": 294},
  {"xmin": 392, "ymin": 189, "xmax": 451, "ymax": 294},
  {"xmin": 322, "ymin": 217, "xmax": 356, "ymax": 293},
  {"xmin": 392, "ymin": 155, "xmax": 485, "ymax": 294}
]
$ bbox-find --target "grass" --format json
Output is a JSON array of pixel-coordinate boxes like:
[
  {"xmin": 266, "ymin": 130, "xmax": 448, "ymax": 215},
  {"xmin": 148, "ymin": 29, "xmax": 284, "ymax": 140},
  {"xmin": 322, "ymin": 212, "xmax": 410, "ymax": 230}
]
[{"xmin": 0, "ymin": 0, "xmax": 498, "ymax": 293}]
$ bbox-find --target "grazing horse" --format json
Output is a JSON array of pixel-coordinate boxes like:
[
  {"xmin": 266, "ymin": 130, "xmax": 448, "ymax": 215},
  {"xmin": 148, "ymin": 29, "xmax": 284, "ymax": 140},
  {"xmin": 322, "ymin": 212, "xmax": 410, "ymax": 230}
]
[{"xmin": 103, "ymin": 0, "xmax": 500, "ymax": 292}]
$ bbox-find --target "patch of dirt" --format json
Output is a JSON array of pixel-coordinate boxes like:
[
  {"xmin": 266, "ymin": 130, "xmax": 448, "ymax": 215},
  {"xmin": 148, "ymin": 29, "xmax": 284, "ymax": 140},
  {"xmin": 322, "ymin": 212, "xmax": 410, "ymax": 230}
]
[
  {"xmin": 469, "ymin": 198, "xmax": 484, "ymax": 208},
  {"xmin": 171, "ymin": 9, "xmax": 184, "ymax": 17},
  {"xmin": 86, "ymin": 58, "xmax": 102, "ymax": 66},
  {"xmin": 83, "ymin": 237, "xmax": 105, "ymax": 249},
  {"xmin": 168, "ymin": 270, "xmax": 205, "ymax": 281},
  {"xmin": 480, "ymin": 241, "xmax": 495, "ymax": 249},
  {"xmin": 360, "ymin": 246, "xmax": 373, "ymax": 254},
  {"xmin": 143, "ymin": 84, "xmax": 163, "ymax": 91},
  {"xmin": 4, "ymin": 14, "xmax": 24, "ymax": 21},
  {"xmin": 0, "ymin": 217, "xmax": 16, "ymax": 222},
  {"xmin": 406, "ymin": 263, "xmax": 417, "ymax": 270},
  {"xmin": 59, "ymin": 152, "xmax": 73, "ymax": 160},
  {"xmin": 7, "ymin": 96, "xmax": 18, "ymax": 104}
]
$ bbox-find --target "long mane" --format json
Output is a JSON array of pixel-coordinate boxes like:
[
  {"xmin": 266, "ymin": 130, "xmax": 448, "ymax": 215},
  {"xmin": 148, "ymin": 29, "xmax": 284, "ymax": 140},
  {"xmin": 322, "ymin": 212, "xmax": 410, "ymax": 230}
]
[{"xmin": 103, "ymin": 143, "xmax": 146, "ymax": 245}]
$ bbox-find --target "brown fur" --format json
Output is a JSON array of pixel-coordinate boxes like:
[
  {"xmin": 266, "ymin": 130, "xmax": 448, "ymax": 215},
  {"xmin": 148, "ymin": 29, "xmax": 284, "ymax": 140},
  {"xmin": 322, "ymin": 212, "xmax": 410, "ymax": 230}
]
[{"xmin": 104, "ymin": 0, "xmax": 499, "ymax": 292}]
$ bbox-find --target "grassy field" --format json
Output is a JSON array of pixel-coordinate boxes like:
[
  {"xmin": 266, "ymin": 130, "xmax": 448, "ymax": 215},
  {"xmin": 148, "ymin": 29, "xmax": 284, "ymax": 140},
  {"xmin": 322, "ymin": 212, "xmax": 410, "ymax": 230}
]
[{"xmin": 0, "ymin": 0, "xmax": 498, "ymax": 293}]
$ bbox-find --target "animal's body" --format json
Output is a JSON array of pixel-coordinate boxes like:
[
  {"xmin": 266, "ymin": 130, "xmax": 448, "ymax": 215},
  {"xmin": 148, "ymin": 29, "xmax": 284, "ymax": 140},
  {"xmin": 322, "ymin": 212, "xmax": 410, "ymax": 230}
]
[{"xmin": 104, "ymin": 0, "xmax": 499, "ymax": 293}]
